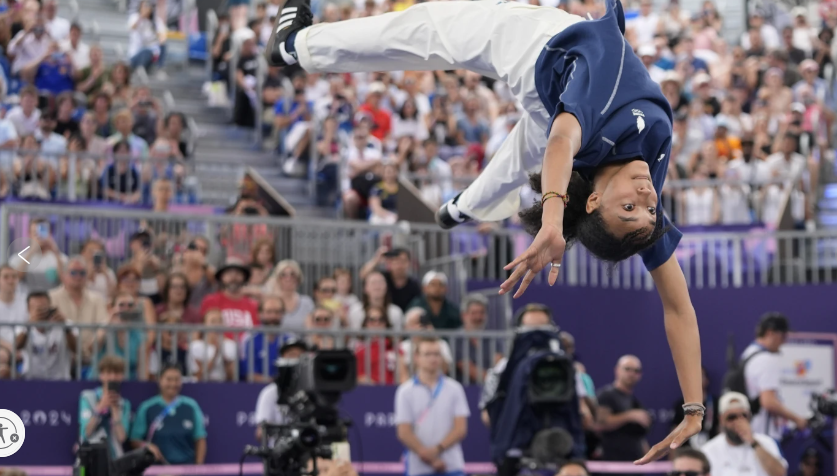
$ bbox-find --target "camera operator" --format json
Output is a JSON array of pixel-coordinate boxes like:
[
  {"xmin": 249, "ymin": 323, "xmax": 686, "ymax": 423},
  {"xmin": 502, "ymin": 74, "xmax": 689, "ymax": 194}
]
[
  {"xmin": 395, "ymin": 337, "xmax": 470, "ymax": 476},
  {"xmin": 254, "ymin": 339, "xmax": 308, "ymax": 441},
  {"xmin": 79, "ymin": 355, "xmax": 131, "ymax": 457}
]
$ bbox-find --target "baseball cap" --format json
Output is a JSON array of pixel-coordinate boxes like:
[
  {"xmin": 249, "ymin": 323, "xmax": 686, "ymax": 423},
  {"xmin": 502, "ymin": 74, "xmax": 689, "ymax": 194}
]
[
  {"xmin": 368, "ymin": 81, "xmax": 387, "ymax": 95},
  {"xmin": 791, "ymin": 102, "xmax": 806, "ymax": 114},
  {"xmin": 637, "ymin": 44, "xmax": 657, "ymax": 57},
  {"xmin": 719, "ymin": 391, "xmax": 751, "ymax": 414},
  {"xmin": 693, "ymin": 72, "xmax": 712, "ymax": 86},
  {"xmin": 421, "ymin": 270, "xmax": 448, "ymax": 286}
]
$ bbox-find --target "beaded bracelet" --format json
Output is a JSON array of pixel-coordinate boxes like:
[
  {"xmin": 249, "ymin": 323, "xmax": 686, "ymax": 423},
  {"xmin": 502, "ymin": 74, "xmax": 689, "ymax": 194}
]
[
  {"xmin": 541, "ymin": 191, "xmax": 569, "ymax": 208},
  {"xmin": 682, "ymin": 403, "xmax": 706, "ymax": 417}
]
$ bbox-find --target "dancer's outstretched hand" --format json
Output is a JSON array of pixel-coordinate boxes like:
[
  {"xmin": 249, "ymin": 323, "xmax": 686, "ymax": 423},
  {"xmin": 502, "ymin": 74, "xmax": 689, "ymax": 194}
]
[
  {"xmin": 500, "ymin": 224, "xmax": 565, "ymax": 298},
  {"xmin": 634, "ymin": 414, "xmax": 703, "ymax": 465}
]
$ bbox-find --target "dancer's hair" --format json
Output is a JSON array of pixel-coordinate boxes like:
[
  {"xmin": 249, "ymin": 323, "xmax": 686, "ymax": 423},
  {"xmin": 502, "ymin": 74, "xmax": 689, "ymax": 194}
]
[{"xmin": 518, "ymin": 172, "xmax": 668, "ymax": 264}]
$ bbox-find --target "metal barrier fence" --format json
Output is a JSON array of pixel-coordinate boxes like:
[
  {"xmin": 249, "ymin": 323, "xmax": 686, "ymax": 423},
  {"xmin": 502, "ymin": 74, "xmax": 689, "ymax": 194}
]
[
  {"xmin": 1, "ymin": 203, "xmax": 836, "ymax": 296},
  {"xmin": 0, "ymin": 322, "xmax": 511, "ymax": 386}
]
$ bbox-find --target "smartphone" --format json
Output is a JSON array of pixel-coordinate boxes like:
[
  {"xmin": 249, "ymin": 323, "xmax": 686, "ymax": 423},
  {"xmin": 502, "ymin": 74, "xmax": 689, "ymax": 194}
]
[
  {"xmin": 44, "ymin": 307, "xmax": 57, "ymax": 320},
  {"xmin": 331, "ymin": 442, "xmax": 351, "ymax": 462},
  {"xmin": 36, "ymin": 223, "xmax": 49, "ymax": 239},
  {"xmin": 119, "ymin": 310, "xmax": 144, "ymax": 322},
  {"xmin": 93, "ymin": 252, "xmax": 104, "ymax": 267},
  {"xmin": 106, "ymin": 381, "xmax": 121, "ymax": 393}
]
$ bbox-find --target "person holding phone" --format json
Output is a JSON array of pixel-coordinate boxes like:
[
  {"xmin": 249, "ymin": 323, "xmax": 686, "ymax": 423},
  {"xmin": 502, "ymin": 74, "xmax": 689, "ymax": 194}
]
[
  {"xmin": 129, "ymin": 230, "xmax": 163, "ymax": 304},
  {"xmin": 80, "ymin": 239, "xmax": 116, "ymax": 299},
  {"xmin": 79, "ymin": 355, "xmax": 131, "ymax": 457},
  {"xmin": 11, "ymin": 218, "xmax": 68, "ymax": 291},
  {"xmin": 91, "ymin": 293, "xmax": 144, "ymax": 379},
  {"xmin": 15, "ymin": 291, "xmax": 77, "ymax": 380}
]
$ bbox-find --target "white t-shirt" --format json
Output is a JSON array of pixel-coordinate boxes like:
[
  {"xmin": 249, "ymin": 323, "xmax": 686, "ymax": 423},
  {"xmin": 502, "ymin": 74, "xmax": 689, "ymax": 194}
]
[
  {"xmin": 127, "ymin": 13, "xmax": 166, "ymax": 58},
  {"xmin": 255, "ymin": 383, "xmax": 287, "ymax": 426},
  {"xmin": 701, "ymin": 432, "xmax": 787, "ymax": 476},
  {"xmin": 6, "ymin": 106, "xmax": 41, "ymax": 136},
  {"xmin": 683, "ymin": 188, "xmax": 716, "ymax": 225},
  {"xmin": 188, "ymin": 338, "xmax": 237, "ymax": 382},
  {"xmin": 627, "ymin": 13, "xmax": 658, "ymax": 46},
  {"xmin": 347, "ymin": 302, "xmax": 404, "ymax": 330},
  {"xmin": 60, "ymin": 39, "xmax": 91, "ymax": 71},
  {"xmin": 0, "ymin": 293, "xmax": 27, "ymax": 345},
  {"xmin": 47, "ymin": 16, "xmax": 71, "ymax": 41},
  {"xmin": 16, "ymin": 321, "xmax": 78, "ymax": 380},
  {"xmin": 742, "ymin": 343, "xmax": 784, "ymax": 439}
]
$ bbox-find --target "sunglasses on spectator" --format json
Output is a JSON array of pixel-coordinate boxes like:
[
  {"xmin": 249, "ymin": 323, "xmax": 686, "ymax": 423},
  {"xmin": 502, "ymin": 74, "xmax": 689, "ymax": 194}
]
[
  {"xmin": 725, "ymin": 412, "xmax": 749, "ymax": 422},
  {"xmin": 187, "ymin": 242, "xmax": 208, "ymax": 255},
  {"xmin": 314, "ymin": 315, "xmax": 332, "ymax": 324},
  {"xmin": 667, "ymin": 472, "xmax": 703, "ymax": 476},
  {"xmin": 70, "ymin": 269, "xmax": 87, "ymax": 277}
]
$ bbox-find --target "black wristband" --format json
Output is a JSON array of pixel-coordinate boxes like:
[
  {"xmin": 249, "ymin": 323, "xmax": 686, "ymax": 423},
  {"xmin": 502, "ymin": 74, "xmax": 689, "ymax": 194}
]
[{"xmin": 750, "ymin": 440, "xmax": 759, "ymax": 449}]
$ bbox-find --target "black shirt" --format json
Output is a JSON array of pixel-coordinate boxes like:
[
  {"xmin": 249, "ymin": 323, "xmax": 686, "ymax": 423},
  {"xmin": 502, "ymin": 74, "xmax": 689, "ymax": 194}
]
[
  {"xmin": 382, "ymin": 271, "xmax": 421, "ymax": 312},
  {"xmin": 103, "ymin": 164, "xmax": 141, "ymax": 195},
  {"xmin": 597, "ymin": 384, "xmax": 648, "ymax": 462},
  {"xmin": 55, "ymin": 119, "xmax": 79, "ymax": 138}
]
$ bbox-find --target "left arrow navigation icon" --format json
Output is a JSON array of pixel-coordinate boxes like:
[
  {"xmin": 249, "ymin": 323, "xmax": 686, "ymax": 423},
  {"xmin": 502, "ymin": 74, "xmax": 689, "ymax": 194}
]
[{"xmin": 18, "ymin": 246, "xmax": 30, "ymax": 264}]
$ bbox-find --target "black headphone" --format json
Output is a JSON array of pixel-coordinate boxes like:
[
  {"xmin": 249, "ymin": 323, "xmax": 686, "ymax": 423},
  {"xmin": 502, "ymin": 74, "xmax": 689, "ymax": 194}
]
[{"xmin": 513, "ymin": 302, "xmax": 554, "ymax": 327}]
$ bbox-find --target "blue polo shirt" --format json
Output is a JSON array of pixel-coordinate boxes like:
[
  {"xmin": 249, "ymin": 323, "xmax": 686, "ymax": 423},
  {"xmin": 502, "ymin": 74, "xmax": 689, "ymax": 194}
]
[
  {"xmin": 129, "ymin": 395, "xmax": 207, "ymax": 464},
  {"xmin": 35, "ymin": 56, "xmax": 75, "ymax": 95},
  {"xmin": 534, "ymin": 0, "xmax": 681, "ymax": 271}
]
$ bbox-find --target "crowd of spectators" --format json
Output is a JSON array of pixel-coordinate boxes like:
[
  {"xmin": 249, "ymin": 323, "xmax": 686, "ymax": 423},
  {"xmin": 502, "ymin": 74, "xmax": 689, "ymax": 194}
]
[
  {"xmin": 212, "ymin": 0, "xmax": 837, "ymax": 228},
  {"xmin": 0, "ymin": 0, "xmax": 199, "ymax": 206}
]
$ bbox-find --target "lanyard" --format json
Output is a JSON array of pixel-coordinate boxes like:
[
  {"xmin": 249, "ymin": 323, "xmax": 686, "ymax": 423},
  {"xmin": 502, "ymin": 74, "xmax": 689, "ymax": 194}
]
[
  {"xmin": 414, "ymin": 375, "xmax": 444, "ymax": 426},
  {"xmin": 146, "ymin": 397, "xmax": 180, "ymax": 442}
]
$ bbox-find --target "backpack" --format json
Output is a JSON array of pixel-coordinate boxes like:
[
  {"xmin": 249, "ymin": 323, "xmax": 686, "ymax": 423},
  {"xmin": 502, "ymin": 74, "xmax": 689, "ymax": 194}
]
[{"xmin": 722, "ymin": 348, "xmax": 766, "ymax": 414}]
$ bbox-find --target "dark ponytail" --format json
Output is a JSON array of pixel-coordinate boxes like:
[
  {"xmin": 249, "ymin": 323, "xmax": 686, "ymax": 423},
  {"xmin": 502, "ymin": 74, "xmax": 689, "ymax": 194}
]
[{"xmin": 518, "ymin": 172, "xmax": 668, "ymax": 264}]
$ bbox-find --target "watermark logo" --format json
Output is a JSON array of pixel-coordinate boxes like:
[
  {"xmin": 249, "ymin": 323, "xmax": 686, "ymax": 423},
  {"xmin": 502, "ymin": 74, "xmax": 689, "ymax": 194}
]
[{"xmin": 0, "ymin": 409, "xmax": 25, "ymax": 457}]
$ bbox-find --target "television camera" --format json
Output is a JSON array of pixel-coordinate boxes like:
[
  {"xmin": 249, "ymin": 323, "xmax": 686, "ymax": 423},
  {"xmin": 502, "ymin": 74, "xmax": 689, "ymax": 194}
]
[
  {"xmin": 73, "ymin": 442, "xmax": 156, "ymax": 476},
  {"xmin": 245, "ymin": 349, "xmax": 357, "ymax": 476}
]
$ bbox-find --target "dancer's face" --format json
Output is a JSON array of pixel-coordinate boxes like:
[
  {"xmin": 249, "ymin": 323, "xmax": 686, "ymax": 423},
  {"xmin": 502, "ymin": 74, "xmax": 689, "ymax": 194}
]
[{"xmin": 587, "ymin": 160, "xmax": 658, "ymax": 240}]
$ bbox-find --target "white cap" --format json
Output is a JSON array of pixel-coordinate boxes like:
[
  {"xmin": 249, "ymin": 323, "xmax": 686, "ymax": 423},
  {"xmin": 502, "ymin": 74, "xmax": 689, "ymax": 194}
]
[
  {"xmin": 368, "ymin": 81, "xmax": 387, "ymax": 94},
  {"xmin": 422, "ymin": 270, "xmax": 448, "ymax": 286},
  {"xmin": 719, "ymin": 391, "xmax": 751, "ymax": 415},
  {"xmin": 791, "ymin": 102, "xmax": 806, "ymax": 113},
  {"xmin": 693, "ymin": 72, "xmax": 712, "ymax": 86},
  {"xmin": 638, "ymin": 44, "xmax": 657, "ymax": 57}
]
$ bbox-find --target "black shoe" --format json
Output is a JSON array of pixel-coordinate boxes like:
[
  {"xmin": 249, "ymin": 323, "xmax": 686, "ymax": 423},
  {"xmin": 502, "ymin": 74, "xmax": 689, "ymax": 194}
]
[
  {"xmin": 265, "ymin": 0, "xmax": 313, "ymax": 67},
  {"xmin": 435, "ymin": 194, "xmax": 473, "ymax": 230}
]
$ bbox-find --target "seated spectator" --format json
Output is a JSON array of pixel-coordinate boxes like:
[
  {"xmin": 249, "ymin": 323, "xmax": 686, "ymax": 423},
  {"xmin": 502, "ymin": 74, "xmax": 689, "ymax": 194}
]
[
  {"xmin": 313, "ymin": 276, "xmax": 338, "ymax": 306},
  {"xmin": 36, "ymin": 111, "xmax": 67, "ymax": 160},
  {"xmin": 176, "ymin": 237, "xmax": 216, "ymax": 309},
  {"xmin": 15, "ymin": 291, "xmax": 77, "ymax": 380},
  {"xmin": 76, "ymin": 46, "xmax": 108, "ymax": 99},
  {"xmin": 355, "ymin": 306, "xmax": 396, "ymax": 385},
  {"xmin": 61, "ymin": 136, "xmax": 101, "ymax": 200},
  {"xmin": 333, "ymin": 268, "xmax": 360, "ymax": 310},
  {"xmin": 102, "ymin": 141, "xmax": 142, "ymax": 204},
  {"xmin": 407, "ymin": 271, "xmax": 461, "ymax": 330},
  {"xmin": 702, "ymin": 391, "xmax": 788, "ymax": 476},
  {"xmin": 54, "ymin": 93, "xmax": 79, "ymax": 138},
  {"xmin": 670, "ymin": 445, "xmax": 712, "ymax": 476},
  {"xmin": 115, "ymin": 265, "xmax": 157, "ymax": 329},
  {"xmin": 7, "ymin": 86, "xmax": 42, "ymax": 136},
  {"xmin": 233, "ymin": 36, "xmax": 259, "ymax": 128},
  {"xmin": 131, "ymin": 86, "xmax": 160, "ymax": 146},
  {"xmin": 128, "ymin": 1, "xmax": 167, "ymax": 74},
  {"xmin": 360, "ymin": 247, "xmax": 421, "ymax": 312},
  {"xmin": 91, "ymin": 295, "xmax": 144, "ymax": 379},
  {"xmin": 0, "ymin": 265, "xmax": 28, "ymax": 353},
  {"xmin": 368, "ymin": 162, "xmax": 399, "ymax": 225},
  {"xmin": 713, "ymin": 119, "xmax": 741, "ymax": 161},
  {"xmin": 456, "ymin": 95, "xmax": 489, "ymax": 146},
  {"xmin": 130, "ymin": 364, "xmax": 207, "ymax": 464},
  {"xmin": 263, "ymin": 260, "xmax": 314, "ymax": 330},
  {"xmin": 188, "ymin": 308, "xmax": 236, "ymax": 382},
  {"xmin": 555, "ymin": 460, "xmax": 590, "ymax": 476},
  {"xmin": 33, "ymin": 46, "xmax": 75, "ymax": 96},
  {"xmin": 49, "ymin": 255, "xmax": 109, "ymax": 363},
  {"xmin": 91, "ymin": 93, "xmax": 113, "ymax": 138},
  {"xmin": 156, "ymin": 272, "xmax": 201, "ymax": 324},
  {"xmin": 249, "ymin": 238, "xmax": 276, "ymax": 278},
  {"xmin": 61, "ymin": 22, "xmax": 90, "ymax": 71},
  {"xmin": 170, "ymin": 165, "xmax": 200, "ymax": 204},
  {"xmin": 0, "ymin": 106, "xmax": 21, "ymax": 168},
  {"xmin": 275, "ymin": 88, "xmax": 313, "ymax": 176},
  {"xmin": 305, "ymin": 306, "xmax": 340, "ymax": 350},
  {"xmin": 7, "ymin": 16, "xmax": 52, "ymax": 81},
  {"xmin": 161, "ymin": 112, "xmax": 188, "ymax": 158},
  {"xmin": 348, "ymin": 271, "xmax": 403, "ymax": 330},
  {"xmin": 10, "ymin": 218, "xmax": 67, "ymax": 292},
  {"xmin": 108, "ymin": 109, "xmax": 150, "ymax": 158},
  {"xmin": 103, "ymin": 63, "xmax": 133, "ymax": 110},
  {"xmin": 392, "ymin": 96, "xmax": 428, "ymax": 143},
  {"xmin": 397, "ymin": 308, "xmax": 452, "ymax": 382},
  {"xmin": 452, "ymin": 293, "xmax": 499, "ymax": 384},
  {"xmin": 13, "ymin": 134, "xmax": 55, "ymax": 200},
  {"xmin": 148, "ymin": 309, "xmax": 189, "ymax": 378},
  {"xmin": 681, "ymin": 165, "xmax": 720, "ymax": 225},
  {"xmin": 43, "ymin": 0, "xmax": 69, "ymax": 40},
  {"xmin": 358, "ymin": 82, "xmax": 391, "ymax": 141},
  {"xmin": 199, "ymin": 260, "xmax": 260, "ymax": 342},
  {"xmin": 343, "ymin": 118, "xmax": 383, "ymax": 219},
  {"xmin": 79, "ymin": 355, "xmax": 131, "ymax": 457},
  {"xmin": 240, "ymin": 295, "xmax": 292, "ymax": 382}
]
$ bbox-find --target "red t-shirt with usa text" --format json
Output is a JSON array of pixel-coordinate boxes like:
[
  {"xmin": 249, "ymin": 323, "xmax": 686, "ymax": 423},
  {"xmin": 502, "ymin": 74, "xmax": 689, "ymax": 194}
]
[{"xmin": 199, "ymin": 292, "xmax": 260, "ymax": 340}]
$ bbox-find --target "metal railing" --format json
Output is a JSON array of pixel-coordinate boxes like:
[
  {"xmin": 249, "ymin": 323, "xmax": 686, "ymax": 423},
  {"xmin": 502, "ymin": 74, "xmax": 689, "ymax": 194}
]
[
  {"xmin": 1, "ymin": 203, "xmax": 836, "ymax": 294},
  {"xmin": 0, "ymin": 322, "xmax": 511, "ymax": 386}
]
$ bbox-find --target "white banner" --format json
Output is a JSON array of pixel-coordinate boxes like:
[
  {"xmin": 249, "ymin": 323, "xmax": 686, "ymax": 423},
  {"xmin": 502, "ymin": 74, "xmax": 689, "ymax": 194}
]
[{"xmin": 778, "ymin": 339, "xmax": 835, "ymax": 418}]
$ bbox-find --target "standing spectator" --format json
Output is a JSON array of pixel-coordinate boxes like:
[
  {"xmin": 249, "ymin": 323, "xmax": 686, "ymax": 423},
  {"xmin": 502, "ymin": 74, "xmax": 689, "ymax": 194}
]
[
  {"xmin": 702, "ymin": 392, "xmax": 788, "ymax": 476},
  {"xmin": 199, "ymin": 261, "xmax": 260, "ymax": 341},
  {"xmin": 6, "ymin": 86, "xmax": 42, "ymax": 136},
  {"xmin": 130, "ymin": 364, "xmax": 207, "ymax": 464},
  {"xmin": 233, "ymin": 37, "xmax": 259, "ymax": 128},
  {"xmin": 671, "ymin": 447, "xmax": 712, "ymax": 476},
  {"xmin": 79, "ymin": 355, "xmax": 131, "ymax": 457},
  {"xmin": 596, "ymin": 355, "xmax": 651, "ymax": 466},
  {"xmin": 741, "ymin": 312, "xmax": 807, "ymax": 440},
  {"xmin": 240, "ymin": 295, "xmax": 291, "ymax": 382},
  {"xmin": 360, "ymin": 247, "xmax": 421, "ymax": 312},
  {"xmin": 188, "ymin": 309, "xmax": 236, "ymax": 382},
  {"xmin": 395, "ymin": 337, "xmax": 469, "ymax": 476},
  {"xmin": 48, "ymin": 256, "xmax": 109, "ymax": 363},
  {"xmin": 43, "ymin": 0, "xmax": 70, "ymax": 40},
  {"xmin": 397, "ymin": 308, "xmax": 453, "ymax": 382},
  {"xmin": 407, "ymin": 271, "xmax": 461, "ymax": 330},
  {"xmin": 358, "ymin": 81, "xmax": 391, "ymax": 141},
  {"xmin": 156, "ymin": 272, "xmax": 202, "ymax": 325},
  {"xmin": 0, "ymin": 265, "xmax": 27, "ymax": 353},
  {"xmin": 128, "ymin": 1, "xmax": 167, "ymax": 73},
  {"xmin": 263, "ymin": 260, "xmax": 314, "ymax": 330},
  {"xmin": 15, "ymin": 291, "xmax": 77, "ymax": 380},
  {"xmin": 453, "ymin": 293, "xmax": 499, "ymax": 384},
  {"xmin": 60, "ymin": 23, "xmax": 91, "ymax": 71},
  {"xmin": 10, "ymin": 218, "xmax": 67, "ymax": 292},
  {"xmin": 355, "ymin": 305, "xmax": 396, "ymax": 385},
  {"xmin": 348, "ymin": 271, "xmax": 404, "ymax": 330}
]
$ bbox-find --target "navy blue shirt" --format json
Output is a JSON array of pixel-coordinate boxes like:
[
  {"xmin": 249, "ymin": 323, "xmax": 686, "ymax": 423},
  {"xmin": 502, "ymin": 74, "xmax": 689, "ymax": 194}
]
[
  {"xmin": 239, "ymin": 332, "xmax": 295, "ymax": 380},
  {"xmin": 534, "ymin": 0, "xmax": 681, "ymax": 271}
]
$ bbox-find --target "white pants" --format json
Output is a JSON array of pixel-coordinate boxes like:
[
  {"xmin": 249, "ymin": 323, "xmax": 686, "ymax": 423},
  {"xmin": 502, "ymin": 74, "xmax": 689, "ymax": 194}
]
[{"xmin": 296, "ymin": 0, "xmax": 583, "ymax": 220}]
